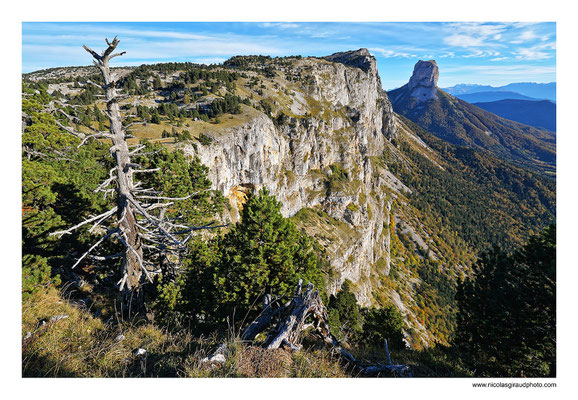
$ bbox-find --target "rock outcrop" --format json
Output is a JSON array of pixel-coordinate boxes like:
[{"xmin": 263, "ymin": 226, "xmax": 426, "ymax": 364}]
[
  {"xmin": 388, "ymin": 59, "xmax": 556, "ymax": 174},
  {"xmin": 184, "ymin": 50, "xmax": 399, "ymax": 305},
  {"xmin": 406, "ymin": 60, "xmax": 439, "ymax": 101}
]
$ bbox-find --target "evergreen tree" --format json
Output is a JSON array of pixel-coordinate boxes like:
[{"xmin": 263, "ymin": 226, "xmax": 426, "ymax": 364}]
[
  {"xmin": 151, "ymin": 109, "xmax": 161, "ymax": 124},
  {"xmin": 153, "ymin": 75, "xmax": 163, "ymax": 90},
  {"xmin": 214, "ymin": 188, "xmax": 325, "ymax": 322},
  {"xmin": 361, "ymin": 305, "xmax": 405, "ymax": 350},
  {"xmin": 327, "ymin": 280, "xmax": 363, "ymax": 342},
  {"xmin": 455, "ymin": 225, "xmax": 556, "ymax": 377}
]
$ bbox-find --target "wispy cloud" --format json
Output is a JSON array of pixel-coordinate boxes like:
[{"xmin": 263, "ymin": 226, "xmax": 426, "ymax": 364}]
[
  {"xmin": 515, "ymin": 42, "xmax": 556, "ymax": 60},
  {"xmin": 510, "ymin": 30, "xmax": 539, "ymax": 44},
  {"xmin": 443, "ymin": 22, "xmax": 508, "ymax": 48},
  {"xmin": 462, "ymin": 50, "xmax": 501, "ymax": 58},
  {"xmin": 369, "ymin": 47, "xmax": 415, "ymax": 58},
  {"xmin": 260, "ymin": 22, "xmax": 300, "ymax": 30}
]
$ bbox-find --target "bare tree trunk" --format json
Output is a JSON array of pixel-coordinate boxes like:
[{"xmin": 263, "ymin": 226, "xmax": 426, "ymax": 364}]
[
  {"xmin": 83, "ymin": 38, "xmax": 143, "ymax": 305},
  {"xmin": 50, "ymin": 36, "xmax": 227, "ymax": 316}
]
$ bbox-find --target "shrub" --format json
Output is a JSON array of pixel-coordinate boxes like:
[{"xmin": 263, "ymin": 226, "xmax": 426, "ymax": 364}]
[
  {"xmin": 327, "ymin": 280, "xmax": 362, "ymax": 343},
  {"xmin": 361, "ymin": 305, "xmax": 405, "ymax": 350},
  {"xmin": 22, "ymin": 255, "xmax": 60, "ymax": 300},
  {"xmin": 197, "ymin": 133, "xmax": 213, "ymax": 145}
]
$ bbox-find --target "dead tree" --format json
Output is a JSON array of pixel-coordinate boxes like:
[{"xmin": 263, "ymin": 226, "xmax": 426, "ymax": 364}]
[
  {"xmin": 49, "ymin": 37, "xmax": 222, "ymax": 309},
  {"xmin": 241, "ymin": 280, "xmax": 412, "ymax": 377}
]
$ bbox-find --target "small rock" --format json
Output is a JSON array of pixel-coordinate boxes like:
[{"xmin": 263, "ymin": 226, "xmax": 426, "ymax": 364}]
[
  {"xmin": 211, "ymin": 354, "xmax": 226, "ymax": 363},
  {"xmin": 201, "ymin": 352, "xmax": 226, "ymax": 364},
  {"xmin": 115, "ymin": 334, "xmax": 126, "ymax": 342},
  {"xmin": 133, "ymin": 348, "xmax": 147, "ymax": 357}
]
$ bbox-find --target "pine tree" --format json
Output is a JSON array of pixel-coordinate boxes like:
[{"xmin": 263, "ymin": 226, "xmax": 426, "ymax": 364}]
[
  {"xmin": 455, "ymin": 225, "xmax": 556, "ymax": 377},
  {"xmin": 328, "ymin": 280, "xmax": 363, "ymax": 342},
  {"xmin": 214, "ymin": 188, "xmax": 325, "ymax": 322}
]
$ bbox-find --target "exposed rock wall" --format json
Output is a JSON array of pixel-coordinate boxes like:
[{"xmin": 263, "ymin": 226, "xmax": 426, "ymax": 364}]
[{"xmin": 183, "ymin": 50, "xmax": 398, "ymax": 305}]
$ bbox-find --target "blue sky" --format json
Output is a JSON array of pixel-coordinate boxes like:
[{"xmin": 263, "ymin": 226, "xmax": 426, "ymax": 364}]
[{"xmin": 22, "ymin": 22, "xmax": 556, "ymax": 90}]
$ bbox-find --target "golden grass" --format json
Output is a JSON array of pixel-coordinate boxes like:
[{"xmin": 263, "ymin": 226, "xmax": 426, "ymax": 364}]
[
  {"xmin": 22, "ymin": 289, "xmax": 352, "ymax": 378},
  {"xmin": 123, "ymin": 106, "xmax": 258, "ymax": 148},
  {"xmin": 22, "ymin": 289, "xmax": 197, "ymax": 377}
]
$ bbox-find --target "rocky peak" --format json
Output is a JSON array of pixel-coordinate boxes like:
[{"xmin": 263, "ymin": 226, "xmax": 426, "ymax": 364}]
[
  {"xmin": 408, "ymin": 60, "xmax": 439, "ymax": 89},
  {"xmin": 324, "ymin": 48, "xmax": 377, "ymax": 73},
  {"xmin": 406, "ymin": 60, "xmax": 439, "ymax": 101}
]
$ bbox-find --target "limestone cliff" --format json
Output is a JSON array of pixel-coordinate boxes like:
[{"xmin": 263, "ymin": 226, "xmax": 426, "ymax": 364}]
[{"xmin": 182, "ymin": 50, "xmax": 404, "ymax": 306}]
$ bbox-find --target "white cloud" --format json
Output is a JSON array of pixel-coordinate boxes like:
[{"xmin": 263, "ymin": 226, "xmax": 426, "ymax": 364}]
[
  {"xmin": 445, "ymin": 34, "xmax": 486, "ymax": 48},
  {"xmin": 443, "ymin": 22, "xmax": 508, "ymax": 48},
  {"xmin": 260, "ymin": 22, "xmax": 299, "ymax": 29},
  {"xmin": 462, "ymin": 50, "xmax": 501, "ymax": 58},
  {"xmin": 369, "ymin": 47, "xmax": 415, "ymax": 58},
  {"xmin": 447, "ymin": 22, "xmax": 507, "ymax": 37},
  {"xmin": 515, "ymin": 42, "xmax": 556, "ymax": 60},
  {"xmin": 510, "ymin": 30, "xmax": 539, "ymax": 44}
]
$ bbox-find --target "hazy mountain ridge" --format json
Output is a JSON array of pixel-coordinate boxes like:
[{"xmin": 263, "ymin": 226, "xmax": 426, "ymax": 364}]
[
  {"xmin": 455, "ymin": 91, "xmax": 540, "ymax": 103},
  {"xmin": 472, "ymin": 99, "xmax": 556, "ymax": 132},
  {"xmin": 444, "ymin": 82, "xmax": 556, "ymax": 102}
]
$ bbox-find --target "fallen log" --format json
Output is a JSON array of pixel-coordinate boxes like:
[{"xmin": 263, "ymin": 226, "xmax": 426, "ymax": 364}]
[{"xmin": 245, "ymin": 280, "xmax": 411, "ymax": 377}]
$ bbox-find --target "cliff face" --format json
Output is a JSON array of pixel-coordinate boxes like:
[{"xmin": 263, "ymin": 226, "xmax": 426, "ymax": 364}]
[
  {"xmin": 406, "ymin": 60, "xmax": 439, "ymax": 101},
  {"xmin": 183, "ymin": 49, "xmax": 399, "ymax": 305}
]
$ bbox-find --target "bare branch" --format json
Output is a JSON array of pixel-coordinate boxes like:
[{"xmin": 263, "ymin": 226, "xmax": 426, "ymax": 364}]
[
  {"xmin": 88, "ymin": 253, "xmax": 123, "ymax": 261},
  {"xmin": 72, "ymin": 228, "xmax": 119, "ymax": 269},
  {"xmin": 84, "ymin": 79, "xmax": 103, "ymax": 90},
  {"xmin": 83, "ymin": 45, "xmax": 102, "ymax": 62},
  {"xmin": 132, "ymin": 168, "xmax": 161, "ymax": 174},
  {"xmin": 77, "ymin": 132, "xmax": 112, "ymax": 148},
  {"xmin": 94, "ymin": 167, "xmax": 118, "ymax": 193},
  {"xmin": 110, "ymin": 51, "xmax": 127, "ymax": 59},
  {"xmin": 22, "ymin": 148, "xmax": 79, "ymax": 163},
  {"xmin": 128, "ymin": 144, "xmax": 146, "ymax": 154},
  {"xmin": 128, "ymin": 197, "xmax": 182, "ymax": 245},
  {"xmin": 89, "ymin": 206, "xmax": 119, "ymax": 233},
  {"xmin": 125, "ymin": 121, "xmax": 147, "ymax": 131},
  {"xmin": 53, "ymin": 119, "xmax": 86, "ymax": 139},
  {"xmin": 50, "ymin": 207, "xmax": 118, "ymax": 237},
  {"xmin": 102, "ymin": 36, "xmax": 120, "ymax": 59},
  {"xmin": 143, "ymin": 202, "xmax": 174, "ymax": 211}
]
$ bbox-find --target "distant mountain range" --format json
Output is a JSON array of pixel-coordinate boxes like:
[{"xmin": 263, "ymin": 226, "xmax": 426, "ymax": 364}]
[
  {"xmin": 472, "ymin": 99, "xmax": 556, "ymax": 132},
  {"xmin": 388, "ymin": 60, "xmax": 556, "ymax": 175},
  {"xmin": 443, "ymin": 82, "xmax": 556, "ymax": 102},
  {"xmin": 454, "ymin": 91, "xmax": 539, "ymax": 103}
]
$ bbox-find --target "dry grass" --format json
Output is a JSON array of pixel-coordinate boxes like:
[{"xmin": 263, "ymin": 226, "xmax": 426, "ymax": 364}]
[
  {"xmin": 124, "ymin": 105, "xmax": 259, "ymax": 147},
  {"xmin": 183, "ymin": 341, "xmax": 348, "ymax": 378},
  {"xmin": 22, "ymin": 289, "xmax": 197, "ymax": 377},
  {"xmin": 22, "ymin": 289, "xmax": 352, "ymax": 378}
]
